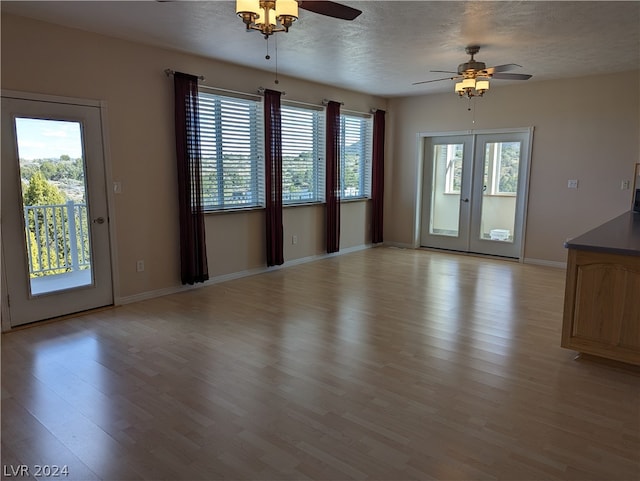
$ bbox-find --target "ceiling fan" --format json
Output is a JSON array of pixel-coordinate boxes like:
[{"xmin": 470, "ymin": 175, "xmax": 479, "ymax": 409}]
[
  {"xmin": 413, "ymin": 45, "xmax": 532, "ymax": 87},
  {"xmin": 158, "ymin": 0, "xmax": 361, "ymax": 21},
  {"xmin": 296, "ymin": 1, "xmax": 362, "ymax": 20},
  {"xmin": 232, "ymin": 0, "xmax": 361, "ymax": 39}
]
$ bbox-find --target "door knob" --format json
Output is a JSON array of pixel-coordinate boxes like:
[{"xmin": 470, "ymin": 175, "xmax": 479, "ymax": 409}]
[
  {"xmin": 461, "ymin": 198, "xmax": 469, "ymax": 203},
  {"xmin": 93, "ymin": 217, "xmax": 105, "ymax": 224}
]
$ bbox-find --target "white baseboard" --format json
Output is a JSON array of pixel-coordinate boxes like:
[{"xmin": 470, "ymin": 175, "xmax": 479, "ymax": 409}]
[
  {"xmin": 384, "ymin": 242, "xmax": 415, "ymax": 249},
  {"xmin": 116, "ymin": 243, "xmax": 373, "ymax": 306},
  {"xmin": 115, "ymin": 284, "xmax": 192, "ymax": 305},
  {"xmin": 523, "ymin": 258, "xmax": 567, "ymax": 269}
]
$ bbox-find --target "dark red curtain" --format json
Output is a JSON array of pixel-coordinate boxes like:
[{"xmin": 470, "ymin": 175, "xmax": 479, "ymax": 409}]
[
  {"xmin": 325, "ymin": 101, "xmax": 341, "ymax": 254},
  {"xmin": 264, "ymin": 89, "xmax": 284, "ymax": 266},
  {"xmin": 371, "ymin": 109, "xmax": 386, "ymax": 244},
  {"xmin": 174, "ymin": 72, "xmax": 209, "ymax": 284}
]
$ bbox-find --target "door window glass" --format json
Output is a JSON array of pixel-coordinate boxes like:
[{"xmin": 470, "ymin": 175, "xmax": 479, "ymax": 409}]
[
  {"xmin": 479, "ymin": 141, "xmax": 521, "ymax": 242},
  {"xmin": 430, "ymin": 143, "xmax": 463, "ymax": 237},
  {"xmin": 14, "ymin": 118, "xmax": 92, "ymax": 295}
]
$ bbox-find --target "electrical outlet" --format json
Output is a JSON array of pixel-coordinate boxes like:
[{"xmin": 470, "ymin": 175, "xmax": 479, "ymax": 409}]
[
  {"xmin": 136, "ymin": 260, "xmax": 144, "ymax": 272},
  {"xmin": 567, "ymin": 179, "xmax": 578, "ymax": 189},
  {"xmin": 621, "ymin": 180, "xmax": 631, "ymax": 190},
  {"xmin": 292, "ymin": 235, "xmax": 298, "ymax": 245}
]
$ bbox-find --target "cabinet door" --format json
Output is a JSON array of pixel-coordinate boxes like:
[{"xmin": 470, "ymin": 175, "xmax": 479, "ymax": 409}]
[
  {"xmin": 563, "ymin": 250, "xmax": 640, "ymax": 365},
  {"xmin": 618, "ymin": 269, "xmax": 640, "ymax": 351},
  {"xmin": 573, "ymin": 263, "xmax": 628, "ymax": 343}
]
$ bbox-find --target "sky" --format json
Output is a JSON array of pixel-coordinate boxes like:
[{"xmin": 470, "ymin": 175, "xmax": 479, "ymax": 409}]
[{"xmin": 14, "ymin": 117, "xmax": 84, "ymax": 161}]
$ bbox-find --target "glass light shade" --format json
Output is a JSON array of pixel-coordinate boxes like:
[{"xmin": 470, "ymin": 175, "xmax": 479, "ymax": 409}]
[
  {"xmin": 236, "ymin": 0, "xmax": 259, "ymax": 14},
  {"xmin": 461, "ymin": 78, "xmax": 476, "ymax": 89},
  {"xmin": 476, "ymin": 80, "xmax": 490, "ymax": 91},
  {"xmin": 275, "ymin": 0, "xmax": 298, "ymax": 18},
  {"xmin": 455, "ymin": 82, "xmax": 465, "ymax": 93}
]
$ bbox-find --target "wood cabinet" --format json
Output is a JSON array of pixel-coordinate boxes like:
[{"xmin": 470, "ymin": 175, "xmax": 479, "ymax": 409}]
[
  {"xmin": 562, "ymin": 212, "xmax": 640, "ymax": 365},
  {"xmin": 562, "ymin": 249, "xmax": 640, "ymax": 365}
]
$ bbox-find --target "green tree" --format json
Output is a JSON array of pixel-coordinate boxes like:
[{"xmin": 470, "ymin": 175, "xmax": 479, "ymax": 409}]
[
  {"xmin": 22, "ymin": 172, "xmax": 69, "ymax": 277},
  {"xmin": 498, "ymin": 144, "xmax": 520, "ymax": 193},
  {"xmin": 23, "ymin": 171, "xmax": 66, "ymax": 206}
]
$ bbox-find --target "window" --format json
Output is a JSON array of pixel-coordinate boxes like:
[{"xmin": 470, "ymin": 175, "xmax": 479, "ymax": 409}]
[
  {"xmin": 436, "ymin": 144, "xmax": 463, "ymax": 194},
  {"xmin": 280, "ymin": 104, "xmax": 324, "ymax": 204},
  {"xmin": 484, "ymin": 141, "xmax": 520, "ymax": 196},
  {"xmin": 340, "ymin": 114, "xmax": 372, "ymax": 199},
  {"xmin": 198, "ymin": 91, "xmax": 263, "ymax": 211}
]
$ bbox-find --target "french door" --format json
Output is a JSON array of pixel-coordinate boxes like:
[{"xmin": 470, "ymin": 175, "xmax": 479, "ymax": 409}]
[
  {"xmin": 1, "ymin": 94, "xmax": 113, "ymax": 328},
  {"xmin": 420, "ymin": 129, "xmax": 532, "ymax": 258}
]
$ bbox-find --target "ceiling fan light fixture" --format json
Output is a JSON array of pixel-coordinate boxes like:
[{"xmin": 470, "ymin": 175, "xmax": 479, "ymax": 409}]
[
  {"xmin": 236, "ymin": 0, "xmax": 298, "ymax": 38},
  {"xmin": 274, "ymin": 0, "xmax": 298, "ymax": 25},
  {"xmin": 236, "ymin": 0, "xmax": 260, "ymax": 25},
  {"xmin": 455, "ymin": 78, "xmax": 490, "ymax": 99},
  {"xmin": 476, "ymin": 80, "xmax": 490, "ymax": 93},
  {"xmin": 462, "ymin": 78, "xmax": 476, "ymax": 89}
]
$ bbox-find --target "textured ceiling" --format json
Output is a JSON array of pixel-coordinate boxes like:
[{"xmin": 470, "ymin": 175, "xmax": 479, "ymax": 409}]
[{"xmin": 2, "ymin": 1, "xmax": 639, "ymax": 97}]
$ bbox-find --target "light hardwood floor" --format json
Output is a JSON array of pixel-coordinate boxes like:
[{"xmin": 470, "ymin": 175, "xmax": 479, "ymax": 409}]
[{"xmin": 2, "ymin": 247, "xmax": 639, "ymax": 481}]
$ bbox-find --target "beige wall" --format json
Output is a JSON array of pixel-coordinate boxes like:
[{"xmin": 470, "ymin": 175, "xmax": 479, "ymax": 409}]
[
  {"xmin": 387, "ymin": 72, "xmax": 640, "ymax": 263},
  {"xmin": 3, "ymin": 14, "xmax": 638, "ymax": 306},
  {"xmin": 1, "ymin": 14, "xmax": 386, "ymax": 300}
]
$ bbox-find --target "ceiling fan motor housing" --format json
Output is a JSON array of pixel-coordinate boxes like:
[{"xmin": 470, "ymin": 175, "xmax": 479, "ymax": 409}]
[
  {"xmin": 459, "ymin": 45, "xmax": 486, "ymax": 77},
  {"xmin": 458, "ymin": 60, "xmax": 487, "ymax": 76}
]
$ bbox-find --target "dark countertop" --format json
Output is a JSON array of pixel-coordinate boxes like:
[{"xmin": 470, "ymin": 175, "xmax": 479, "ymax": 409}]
[{"xmin": 564, "ymin": 211, "xmax": 640, "ymax": 256}]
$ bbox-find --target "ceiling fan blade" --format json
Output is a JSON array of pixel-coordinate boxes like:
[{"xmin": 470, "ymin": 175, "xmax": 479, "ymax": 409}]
[
  {"xmin": 298, "ymin": 1, "xmax": 362, "ymax": 20},
  {"xmin": 492, "ymin": 72, "xmax": 532, "ymax": 80},
  {"xmin": 412, "ymin": 77, "xmax": 456, "ymax": 86},
  {"xmin": 430, "ymin": 70, "xmax": 459, "ymax": 74},
  {"xmin": 484, "ymin": 63, "xmax": 522, "ymax": 74}
]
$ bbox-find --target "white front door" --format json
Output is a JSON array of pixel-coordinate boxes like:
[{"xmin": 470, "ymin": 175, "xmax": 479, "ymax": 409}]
[
  {"xmin": 420, "ymin": 129, "xmax": 532, "ymax": 259},
  {"xmin": 1, "ymin": 94, "xmax": 113, "ymax": 328}
]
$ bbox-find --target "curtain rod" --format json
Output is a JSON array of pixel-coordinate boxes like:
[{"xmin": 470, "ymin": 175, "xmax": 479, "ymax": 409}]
[
  {"xmin": 166, "ymin": 71, "xmax": 375, "ymax": 115},
  {"xmin": 322, "ymin": 98, "xmax": 344, "ymax": 106},
  {"xmin": 258, "ymin": 87, "xmax": 286, "ymax": 96},
  {"xmin": 323, "ymin": 98, "xmax": 374, "ymax": 117},
  {"xmin": 164, "ymin": 69, "xmax": 205, "ymax": 81},
  {"xmin": 200, "ymin": 84, "xmax": 262, "ymax": 99}
]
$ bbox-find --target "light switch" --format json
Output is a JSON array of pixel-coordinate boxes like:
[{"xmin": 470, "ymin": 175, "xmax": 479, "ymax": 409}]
[
  {"xmin": 113, "ymin": 181, "xmax": 122, "ymax": 194},
  {"xmin": 568, "ymin": 179, "xmax": 578, "ymax": 189}
]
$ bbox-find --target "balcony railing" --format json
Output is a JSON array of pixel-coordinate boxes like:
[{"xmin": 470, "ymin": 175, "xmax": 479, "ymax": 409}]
[{"xmin": 24, "ymin": 201, "xmax": 91, "ymax": 278}]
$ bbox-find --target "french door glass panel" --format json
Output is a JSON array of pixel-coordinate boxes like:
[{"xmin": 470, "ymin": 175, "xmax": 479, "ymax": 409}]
[
  {"xmin": 479, "ymin": 141, "xmax": 521, "ymax": 243},
  {"xmin": 430, "ymin": 143, "xmax": 463, "ymax": 237},
  {"xmin": 420, "ymin": 136, "xmax": 473, "ymax": 252}
]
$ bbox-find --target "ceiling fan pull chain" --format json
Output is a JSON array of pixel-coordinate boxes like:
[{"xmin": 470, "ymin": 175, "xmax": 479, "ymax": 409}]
[{"xmin": 274, "ymin": 34, "xmax": 280, "ymax": 85}]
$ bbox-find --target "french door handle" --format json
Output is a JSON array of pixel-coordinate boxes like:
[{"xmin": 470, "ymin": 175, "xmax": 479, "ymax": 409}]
[
  {"xmin": 461, "ymin": 198, "xmax": 469, "ymax": 203},
  {"xmin": 93, "ymin": 217, "xmax": 105, "ymax": 224}
]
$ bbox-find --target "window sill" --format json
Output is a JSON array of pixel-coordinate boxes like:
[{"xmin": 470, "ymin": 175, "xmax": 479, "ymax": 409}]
[
  {"xmin": 341, "ymin": 197, "xmax": 370, "ymax": 203},
  {"xmin": 204, "ymin": 197, "xmax": 371, "ymax": 215},
  {"xmin": 283, "ymin": 201, "xmax": 324, "ymax": 209},
  {"xmin": 204, "ymin": 206, "xmax": 264, "ymax": 215}
]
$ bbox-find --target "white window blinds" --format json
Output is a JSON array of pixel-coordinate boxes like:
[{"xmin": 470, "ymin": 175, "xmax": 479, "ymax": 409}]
[
  {"xmin": 280, "ymin": 104, "xmax": 324, "ymax": 204},
  {"xmin": 198, "ymin": 91, "xmax": 263, "ymax": 210},
  {"xmin": 340, "ymin": 114, "xmax": 373, "ymax": 199}
]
